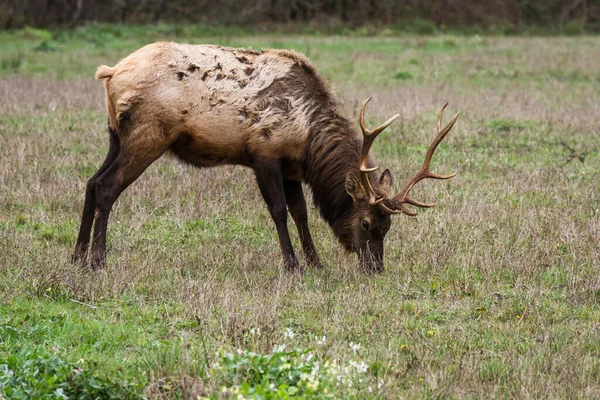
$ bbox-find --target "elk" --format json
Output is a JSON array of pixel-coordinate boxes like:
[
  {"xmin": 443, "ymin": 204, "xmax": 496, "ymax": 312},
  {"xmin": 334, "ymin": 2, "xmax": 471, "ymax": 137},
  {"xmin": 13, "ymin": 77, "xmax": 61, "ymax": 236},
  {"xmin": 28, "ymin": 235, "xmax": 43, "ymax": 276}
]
[{"xmin": 72, "ymin": 42, "xmax": 459, "ymax": 272}]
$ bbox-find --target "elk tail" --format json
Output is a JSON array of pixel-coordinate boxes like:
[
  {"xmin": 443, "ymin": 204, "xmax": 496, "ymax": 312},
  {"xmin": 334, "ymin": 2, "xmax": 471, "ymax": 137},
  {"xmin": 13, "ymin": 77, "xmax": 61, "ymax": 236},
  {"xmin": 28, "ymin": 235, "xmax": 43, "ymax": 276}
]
[
  {"xmin": 95, "ymin": 65, "xmax": 115, "ymax": 80},
  {"xmin": 95, "ymin": 65, "xmax": 118, "ymax": 131}
]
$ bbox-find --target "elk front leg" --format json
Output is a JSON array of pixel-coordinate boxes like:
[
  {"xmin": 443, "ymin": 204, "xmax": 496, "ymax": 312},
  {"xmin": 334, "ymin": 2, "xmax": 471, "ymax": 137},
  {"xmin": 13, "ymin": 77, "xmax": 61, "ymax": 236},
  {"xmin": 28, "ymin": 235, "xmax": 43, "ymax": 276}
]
[
  {"xmin": 283, "ymin": 180, "xmax": 323, "ymax": 269},
  {"xmin": 254, "ymin": 163, "xmax": 300, "ymax": 272}
]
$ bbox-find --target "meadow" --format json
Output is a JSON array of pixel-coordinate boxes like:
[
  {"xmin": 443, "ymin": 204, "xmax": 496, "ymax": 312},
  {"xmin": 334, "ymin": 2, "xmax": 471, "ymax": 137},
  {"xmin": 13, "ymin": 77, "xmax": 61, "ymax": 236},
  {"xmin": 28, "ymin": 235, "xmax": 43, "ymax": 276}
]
[{"xmin": 1, "ymin": 25, "xmax": 599, "ymax": 398}]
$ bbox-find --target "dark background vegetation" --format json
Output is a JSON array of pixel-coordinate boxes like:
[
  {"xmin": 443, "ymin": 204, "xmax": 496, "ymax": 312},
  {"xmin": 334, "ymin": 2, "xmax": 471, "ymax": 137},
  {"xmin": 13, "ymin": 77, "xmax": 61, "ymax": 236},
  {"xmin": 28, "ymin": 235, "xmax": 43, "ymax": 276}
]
[{"xmin": 1, "ymin": 0, "xmax": 598, "ymax": 34}]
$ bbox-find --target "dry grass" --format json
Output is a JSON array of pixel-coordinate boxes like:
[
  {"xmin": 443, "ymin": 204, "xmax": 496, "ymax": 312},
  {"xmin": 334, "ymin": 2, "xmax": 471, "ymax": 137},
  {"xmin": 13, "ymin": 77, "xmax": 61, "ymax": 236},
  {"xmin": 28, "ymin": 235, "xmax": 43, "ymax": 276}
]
[{"xmin": 1, "ymin": 32, "xmax": 600, "ymax": 398}]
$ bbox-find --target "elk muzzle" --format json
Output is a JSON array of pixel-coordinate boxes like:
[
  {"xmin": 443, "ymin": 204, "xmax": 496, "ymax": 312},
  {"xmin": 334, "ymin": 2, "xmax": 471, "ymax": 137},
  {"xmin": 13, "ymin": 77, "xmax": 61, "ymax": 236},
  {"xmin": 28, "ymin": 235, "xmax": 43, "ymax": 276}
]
[{"xmin": 358, "ymin": 242, "xmax": 384, "ymax": 273}]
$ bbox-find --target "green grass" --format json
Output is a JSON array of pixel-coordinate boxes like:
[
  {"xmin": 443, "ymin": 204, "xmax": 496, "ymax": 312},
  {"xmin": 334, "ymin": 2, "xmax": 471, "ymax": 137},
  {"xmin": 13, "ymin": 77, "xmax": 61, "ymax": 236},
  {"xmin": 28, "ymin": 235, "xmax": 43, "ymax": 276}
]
[{"xmin": 1, "ymin": 25, "xmax": 600, "ymax": 398}]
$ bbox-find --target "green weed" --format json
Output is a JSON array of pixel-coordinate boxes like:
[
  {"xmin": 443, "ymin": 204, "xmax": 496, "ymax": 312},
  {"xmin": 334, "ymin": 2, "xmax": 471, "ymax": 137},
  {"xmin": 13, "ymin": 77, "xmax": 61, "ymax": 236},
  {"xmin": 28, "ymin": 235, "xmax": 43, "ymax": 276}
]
[
  {"xmin": 394, "ymin": 71, "xmax": 413, "ymax": 80},
  {"xmin": 0, "ymin": 344, "xmax": 139, "ymax": 399}
]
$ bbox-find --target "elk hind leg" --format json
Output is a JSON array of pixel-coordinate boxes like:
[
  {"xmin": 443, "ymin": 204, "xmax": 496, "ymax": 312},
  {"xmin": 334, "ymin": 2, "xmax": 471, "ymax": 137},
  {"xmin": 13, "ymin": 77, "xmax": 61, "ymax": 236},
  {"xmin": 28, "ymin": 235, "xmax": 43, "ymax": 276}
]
[
  {"xmin": 90, "ymin": 129, "xmax": 169, "ymax": 269},
  {"xmin": 72, "ymin": 125, "xmax": 120, "ymax": 265}
]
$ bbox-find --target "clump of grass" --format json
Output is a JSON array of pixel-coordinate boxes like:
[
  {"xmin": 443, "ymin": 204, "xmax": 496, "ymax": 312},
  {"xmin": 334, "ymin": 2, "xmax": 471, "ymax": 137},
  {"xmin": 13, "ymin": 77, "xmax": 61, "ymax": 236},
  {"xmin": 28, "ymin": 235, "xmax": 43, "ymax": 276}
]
[
  {"xmin": 34, "ymin": 40, "xmax": 58, "ymax": 53},
  {"xmin": 394, "ymin": 71, "xmax": 413, "ymax": 80},
  {"xmin": 563, "ymin": 20, "xmax": 586, "ymax": 35},
  {"xmin": 395, "ymin": 18, "xmax": 437, "ymax": 35},
  {"xmin": 0, "ymin": 54, "xmax": 24, "ymax": 72},
  {"xmin": 487, "ymin": 119, "xmax": 534, "ymax": 132},
  {"xmin": 16, "ymin": 26, "xmax": 52, "ymax": 41}
]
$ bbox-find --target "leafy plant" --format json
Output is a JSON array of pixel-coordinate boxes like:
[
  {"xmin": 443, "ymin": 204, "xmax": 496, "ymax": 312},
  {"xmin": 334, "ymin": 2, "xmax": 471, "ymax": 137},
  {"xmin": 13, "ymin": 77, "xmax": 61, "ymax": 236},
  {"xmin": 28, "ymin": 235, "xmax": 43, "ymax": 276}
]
[
  {"xmin": 0, "ymin": 348, "xmax": 140, "ymax": 399},
  {"xmin": 34, "ymin": 40, "xmax": 58, "ymax": 53},
  {"xmin": 209, "ymin": 345, "xmax": 374, "ymax": 399}
]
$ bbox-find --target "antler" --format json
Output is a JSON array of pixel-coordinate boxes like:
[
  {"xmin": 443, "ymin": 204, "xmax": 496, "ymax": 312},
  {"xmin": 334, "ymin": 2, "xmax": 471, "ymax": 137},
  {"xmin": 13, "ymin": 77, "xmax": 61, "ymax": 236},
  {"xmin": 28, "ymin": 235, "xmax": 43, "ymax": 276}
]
[
  {"xmin": 358, "ymin": 97, "xmax": 400, "ymax": 205},
  {"xmin": 383, "ymin": 103, "xmax": 459, "ymax": 215}
]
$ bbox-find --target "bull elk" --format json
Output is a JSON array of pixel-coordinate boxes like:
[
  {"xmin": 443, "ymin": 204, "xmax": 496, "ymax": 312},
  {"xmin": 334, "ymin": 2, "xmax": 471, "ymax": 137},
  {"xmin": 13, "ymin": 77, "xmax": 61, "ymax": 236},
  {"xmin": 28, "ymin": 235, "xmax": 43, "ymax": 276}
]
[{"xmin": 72, "ymin": 42, "xmax": 459, "ymax": 272}]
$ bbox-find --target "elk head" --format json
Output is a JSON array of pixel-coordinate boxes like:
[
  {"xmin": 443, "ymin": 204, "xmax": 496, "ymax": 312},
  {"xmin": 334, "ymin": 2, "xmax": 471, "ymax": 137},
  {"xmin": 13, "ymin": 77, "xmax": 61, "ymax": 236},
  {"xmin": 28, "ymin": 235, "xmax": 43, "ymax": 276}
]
[{"xmin": 345, "ymin": 98, "xmax": 460, "ymax": 272}]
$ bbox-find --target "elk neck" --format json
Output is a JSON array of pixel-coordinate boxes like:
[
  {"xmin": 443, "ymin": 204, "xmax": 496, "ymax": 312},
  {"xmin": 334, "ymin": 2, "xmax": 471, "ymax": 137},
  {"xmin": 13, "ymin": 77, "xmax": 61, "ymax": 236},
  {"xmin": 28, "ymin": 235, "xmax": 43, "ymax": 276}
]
[{"xmin": 302, "ymin": 112, "xmax": 363, "ymax": 250}]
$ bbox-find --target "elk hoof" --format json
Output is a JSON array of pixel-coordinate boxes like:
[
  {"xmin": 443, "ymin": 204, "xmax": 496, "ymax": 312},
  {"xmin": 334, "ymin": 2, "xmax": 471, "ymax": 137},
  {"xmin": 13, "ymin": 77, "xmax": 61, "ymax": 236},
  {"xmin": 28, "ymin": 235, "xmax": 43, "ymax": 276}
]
[
  {"xmin": 71, "ymin": 247, "xmax": 88, "ymax": 267},
  {"xmin": 284, "ymin": 258, "xmax": 302, "ymax": 273},
  {"xmin": 91, "ymin": 252, "xmax": 106, "ymax": 270}
]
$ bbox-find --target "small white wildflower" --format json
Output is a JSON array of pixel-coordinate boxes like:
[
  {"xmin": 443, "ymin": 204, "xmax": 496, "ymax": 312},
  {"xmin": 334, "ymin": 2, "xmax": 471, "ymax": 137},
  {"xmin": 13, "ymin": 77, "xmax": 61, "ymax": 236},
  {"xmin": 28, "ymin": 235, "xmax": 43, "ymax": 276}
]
[
  {"xmin": 349, "ymin": 342, "xmax": 361, "ymax": 352},
  {"xmin": 280, "ymin": 363, "xmax": 292, "ymax": 370},
  {"xmin": 306, "ymin": 352, "xmax": 314, "ymax": 362},
  {"xmin": 250, "ymin": 327, "xmax": 261, "ymax": 336},
  {"xmin": 368, "ymin": 386, "xmax": 373, "ymax": 393},
  {"xmin": 350, "ymin": 360, "xmax": 368, "ymax": 373},
  {"xmin": 237, "ymin": 349, "xmax": 243, "ymax": 355},
  {"xmin": 284, "ymin": 327, "xmax": 295, "ymax": 339},
  {"xmin": 317, "ymin": 335, "xmax": 326, "ymax": 346},
  {"xmin": 273, "ymin": 344, "xmax": 286, "ymax": 353}
]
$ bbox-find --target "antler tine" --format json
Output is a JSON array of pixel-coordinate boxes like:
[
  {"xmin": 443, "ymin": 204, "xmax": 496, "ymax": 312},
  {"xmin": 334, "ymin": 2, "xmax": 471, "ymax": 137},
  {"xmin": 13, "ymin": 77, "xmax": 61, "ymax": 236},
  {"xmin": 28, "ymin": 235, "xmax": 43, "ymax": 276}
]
[
  {"xmin": 424, "ymin": 104, "xmax": 459, "ymax": 179},
  {"xmin": 358, "ymin": 97, "xmax": 400, "ymax": 204},
  {"xmin": 385, "ymin": 103, "xmax": 459, "ymax": 215}
]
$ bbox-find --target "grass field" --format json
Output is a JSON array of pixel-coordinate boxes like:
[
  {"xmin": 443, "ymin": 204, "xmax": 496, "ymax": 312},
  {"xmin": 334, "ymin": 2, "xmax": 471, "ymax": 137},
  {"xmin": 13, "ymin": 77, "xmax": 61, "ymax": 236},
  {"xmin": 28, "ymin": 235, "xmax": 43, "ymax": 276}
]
[{"xmin": 1, "ymin": 25, "xmax": 599, "ymax": 398}]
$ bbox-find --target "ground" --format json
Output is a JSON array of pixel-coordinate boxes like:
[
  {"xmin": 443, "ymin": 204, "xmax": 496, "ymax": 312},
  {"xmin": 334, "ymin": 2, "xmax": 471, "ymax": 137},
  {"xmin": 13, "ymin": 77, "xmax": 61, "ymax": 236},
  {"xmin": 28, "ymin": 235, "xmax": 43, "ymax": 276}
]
[{"xmin": 0, "ymin": 25, "xmax": 599, "ymax": 398}]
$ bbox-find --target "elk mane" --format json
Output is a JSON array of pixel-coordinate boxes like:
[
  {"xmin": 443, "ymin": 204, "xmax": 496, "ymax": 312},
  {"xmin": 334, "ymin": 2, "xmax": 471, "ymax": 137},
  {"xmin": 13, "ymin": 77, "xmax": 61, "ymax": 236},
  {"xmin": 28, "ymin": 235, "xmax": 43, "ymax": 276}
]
[{"xmin": 303, "ymin": 116, "xmax": 361, "ymax": 251}]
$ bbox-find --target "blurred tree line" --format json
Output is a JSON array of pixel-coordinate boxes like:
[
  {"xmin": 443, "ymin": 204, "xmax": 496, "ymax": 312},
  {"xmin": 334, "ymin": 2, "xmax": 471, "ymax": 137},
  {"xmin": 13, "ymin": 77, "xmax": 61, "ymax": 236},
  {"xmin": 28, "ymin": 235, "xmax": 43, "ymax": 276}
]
[{"xmin": 1, "ymin": 0, "xmax": 597, "ymax": 33}]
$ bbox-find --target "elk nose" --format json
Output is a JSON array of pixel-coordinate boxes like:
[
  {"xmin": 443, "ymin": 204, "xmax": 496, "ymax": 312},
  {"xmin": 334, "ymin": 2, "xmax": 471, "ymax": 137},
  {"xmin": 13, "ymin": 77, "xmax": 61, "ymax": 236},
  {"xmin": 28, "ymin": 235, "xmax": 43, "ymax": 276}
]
[{"xmin": 359, "ymin": 250, "xmax": 384, "ymax": 273}]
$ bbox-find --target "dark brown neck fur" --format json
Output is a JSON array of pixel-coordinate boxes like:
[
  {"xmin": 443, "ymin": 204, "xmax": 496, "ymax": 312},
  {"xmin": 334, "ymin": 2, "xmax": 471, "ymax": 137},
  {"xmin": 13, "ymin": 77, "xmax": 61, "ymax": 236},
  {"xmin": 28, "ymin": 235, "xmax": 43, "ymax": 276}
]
[
  {"xmin": 269, "ymin": 59, "xmax": 369, "ymax": 249},
  {"xmin": 303, "ymin": 112, "xmax": 361, "ymax": 250}
]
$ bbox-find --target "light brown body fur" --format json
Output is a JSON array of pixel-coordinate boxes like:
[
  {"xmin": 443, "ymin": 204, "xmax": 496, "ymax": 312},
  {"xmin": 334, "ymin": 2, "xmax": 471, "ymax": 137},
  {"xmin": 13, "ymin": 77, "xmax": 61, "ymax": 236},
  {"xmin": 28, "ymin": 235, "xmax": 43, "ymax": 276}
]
[{"xmin": 99, "ymin": 42, "xmax": 321, "ymax": 173}]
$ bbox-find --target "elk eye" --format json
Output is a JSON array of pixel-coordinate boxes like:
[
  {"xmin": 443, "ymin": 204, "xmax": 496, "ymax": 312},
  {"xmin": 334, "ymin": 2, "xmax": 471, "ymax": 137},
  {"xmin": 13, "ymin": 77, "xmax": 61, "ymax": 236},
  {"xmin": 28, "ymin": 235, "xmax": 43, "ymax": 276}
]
[{"xmin": 361, "ymin": 220, "xmax": 370, "ymax": 231}]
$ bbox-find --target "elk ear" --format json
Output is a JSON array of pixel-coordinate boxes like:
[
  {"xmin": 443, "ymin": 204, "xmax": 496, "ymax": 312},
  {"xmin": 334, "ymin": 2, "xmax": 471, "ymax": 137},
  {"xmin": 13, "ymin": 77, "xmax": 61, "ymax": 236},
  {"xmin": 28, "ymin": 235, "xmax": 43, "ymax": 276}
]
[
  {"xmin": 345, "ymin": 172, "xmax": 366, "ymax": 201},
  {"xmin": 379, "ymin": 169, "xmax": 393, "ymax": 197}
]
